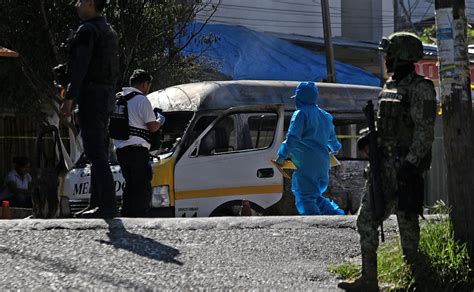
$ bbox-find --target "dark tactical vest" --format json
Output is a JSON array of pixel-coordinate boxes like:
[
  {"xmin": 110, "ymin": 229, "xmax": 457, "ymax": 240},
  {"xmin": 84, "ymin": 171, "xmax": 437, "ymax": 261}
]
[
  {"xmin": 377, "ymin": 74, "xmax": 432, "ymax": 172},
  {"xmin": 109, "ymin": 92, "xmax": 151, "ymax": 143}
]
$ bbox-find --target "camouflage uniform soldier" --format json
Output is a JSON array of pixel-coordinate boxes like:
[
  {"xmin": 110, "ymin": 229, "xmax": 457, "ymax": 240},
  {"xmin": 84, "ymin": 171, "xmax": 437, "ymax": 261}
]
[{"xmin": 339, "ymin": 33, "xmax": 437, "ymax": 291}]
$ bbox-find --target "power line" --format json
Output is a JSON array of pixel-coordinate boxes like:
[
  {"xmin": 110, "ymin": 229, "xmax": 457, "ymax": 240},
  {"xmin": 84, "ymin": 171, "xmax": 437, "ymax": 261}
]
[
  {"xmin": 217, "ymin": 3, "xmax": 435, "ymax": 18},
  {"xmin": 195, "ymin": 17, "xmax": 398, "ymax": 29},
  {"xmin": 207, "ymin": 4, "xmax": 442, "ymax": 27},
  {"xmin": 196, "ymin": 15, "xmax": 396, "ymax": 26},
  {"xmin": 420, "ymin": 2, "xmax": 434, "ymax": 21},
  {"xmin": 196, "ymin": 15, "xmax": 398, "ymax": 26}
]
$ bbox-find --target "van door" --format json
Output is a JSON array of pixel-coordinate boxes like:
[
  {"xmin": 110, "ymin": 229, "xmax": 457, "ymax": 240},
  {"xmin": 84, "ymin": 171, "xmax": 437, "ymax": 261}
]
[{"xmin": 174, "ymin": 105, "xmax": 285, "ymax": 217}]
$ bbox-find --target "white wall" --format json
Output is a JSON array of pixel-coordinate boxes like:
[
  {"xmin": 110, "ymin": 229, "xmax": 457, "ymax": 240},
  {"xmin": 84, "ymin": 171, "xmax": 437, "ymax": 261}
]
[
  {"xmin": 196, "ymin": 0, "xmax": 342, "ymax": 38},
  {"xmin": 340, "ymin": 0, "xmax": 393, "ymax": 42},
  {"xmin": 382, "ymin": 0, "xmax": 395, "ymax": 37}
]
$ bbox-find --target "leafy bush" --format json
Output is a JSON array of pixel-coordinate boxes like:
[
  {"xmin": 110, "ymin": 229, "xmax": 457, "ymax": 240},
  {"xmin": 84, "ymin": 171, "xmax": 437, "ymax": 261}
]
[{"xmin": 332, "ymin": 205, "xmax": 473, "ymax": 291}]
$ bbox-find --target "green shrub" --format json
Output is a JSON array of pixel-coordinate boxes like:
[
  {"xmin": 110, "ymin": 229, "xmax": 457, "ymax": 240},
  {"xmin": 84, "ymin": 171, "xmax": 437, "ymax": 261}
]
[
  {"xmin": 331, "ymin": 210, "xmax": 473, "ymax": 291},
  {"xmin": 329, "ymin": 262, "xmax": 360, "ymax": 280},
  {"xmin": 418, "ymin": 218, "xmax": 472, "ymax": 290}
]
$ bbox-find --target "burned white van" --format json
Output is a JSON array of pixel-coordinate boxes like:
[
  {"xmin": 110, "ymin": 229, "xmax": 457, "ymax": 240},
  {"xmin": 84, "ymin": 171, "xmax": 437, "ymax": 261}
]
[{"xmin": 60, "ymin": 80, "xmax": 381, "ymax": 217}]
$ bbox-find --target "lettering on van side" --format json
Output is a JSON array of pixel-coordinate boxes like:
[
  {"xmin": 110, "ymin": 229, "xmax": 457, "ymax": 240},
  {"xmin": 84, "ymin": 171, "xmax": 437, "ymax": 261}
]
[
  {"xmin": 73, "ymin": 180, "xmax": 125, "ymax": 196},
  {"xmin": 178, "ymin": 207, "xmax": 198, "ymax": 212}
]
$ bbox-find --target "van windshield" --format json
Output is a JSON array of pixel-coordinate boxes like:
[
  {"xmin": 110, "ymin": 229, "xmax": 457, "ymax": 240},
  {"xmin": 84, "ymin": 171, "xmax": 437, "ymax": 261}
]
[{"xmin": 155, "ymin": 111, "xmax": 194, "ymax": 155}]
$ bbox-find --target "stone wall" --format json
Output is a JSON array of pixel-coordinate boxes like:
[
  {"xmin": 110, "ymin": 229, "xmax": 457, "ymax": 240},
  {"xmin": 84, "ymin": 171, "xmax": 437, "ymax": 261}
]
[{"xmin": 325, "ymin": 160, "xmax": 367, "ymax": 214}]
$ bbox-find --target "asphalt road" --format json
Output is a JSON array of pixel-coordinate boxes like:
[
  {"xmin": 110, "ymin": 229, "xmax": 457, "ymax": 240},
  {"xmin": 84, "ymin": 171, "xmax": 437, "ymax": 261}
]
[{"xmin": 0, "ymin": 216, "xmax": 399, "ymax": 290}]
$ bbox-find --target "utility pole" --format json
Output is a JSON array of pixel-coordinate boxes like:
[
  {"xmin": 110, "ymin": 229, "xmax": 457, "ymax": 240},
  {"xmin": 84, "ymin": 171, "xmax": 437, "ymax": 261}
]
[
  {"xmin": 394, "ymin": 0, "xmax": 400, "ymax": 31},
  {"xmin": 435, "ymin": 0, "xmax": 474, "ymax": 258},
  {"xmin": 321, "ymin": 0, "xmax": 336, "ymax": 83}
]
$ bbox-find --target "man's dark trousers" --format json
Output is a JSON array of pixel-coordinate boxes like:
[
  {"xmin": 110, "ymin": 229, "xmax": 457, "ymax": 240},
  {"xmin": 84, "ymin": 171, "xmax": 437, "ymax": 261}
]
[
  {"xmin": 116, "ymin": 146, "xmax": 152, "ymax": 217},
  {"xmin": 78, "ymin": 86, "xmax": 117, "ymax": 215}
]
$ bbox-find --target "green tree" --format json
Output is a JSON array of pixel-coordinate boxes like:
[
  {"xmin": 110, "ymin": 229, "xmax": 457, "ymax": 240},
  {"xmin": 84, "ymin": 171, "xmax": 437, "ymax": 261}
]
[
  {"xmin": 419, "ymin": 23, "xmax": 474, "ymax": 45},
  {"xmin": 419, "ymin": 25, "xmax": 436, "ymax": 44},
  {"xmin": 0, "ymin": 0, "xmax": 221, "ymax": 118}
]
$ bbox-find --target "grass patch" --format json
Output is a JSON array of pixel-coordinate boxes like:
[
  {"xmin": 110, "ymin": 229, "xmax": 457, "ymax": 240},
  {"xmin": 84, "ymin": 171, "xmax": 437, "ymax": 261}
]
[
  {"xmin": 329, "ymin": 262, "xmax": 360, "ymax": 280},
  {"xmin": 331, "ymin": 203, "xmax": 473, "ymax": 290},
  {"xmin": 377, "ymin": 240, "xmax": 414, "ymax": 289},
  {"xmin": 418, "ymin": 217, "xmax": 472, "ymax": 290}
]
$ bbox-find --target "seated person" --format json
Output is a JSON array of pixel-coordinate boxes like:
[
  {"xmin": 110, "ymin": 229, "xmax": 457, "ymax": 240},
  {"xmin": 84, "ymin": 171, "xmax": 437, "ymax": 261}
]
[{"xmin": 0, "ymin": 157, "xmax": 32, "ymax": 208}]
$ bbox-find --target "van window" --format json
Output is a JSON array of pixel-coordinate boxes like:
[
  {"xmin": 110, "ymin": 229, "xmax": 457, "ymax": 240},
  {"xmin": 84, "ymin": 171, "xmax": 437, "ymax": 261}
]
[
  {"xmin": 247, "ymin": 113, "xmax": 277, "ymax": 149},
  {"xmin": 199, "ymin": 115, "xmax": 236, "ymax": 155},
  {"xmin": 191, "ymin": 115, "xmax": 217, "ymax": 142},
  {"xmin": 198, "ymin": 112, "xmax": 278, "ymax": 156},
  {"xmin": 158, "ymin": 111, "xmax": 194, "ymax": 153}
]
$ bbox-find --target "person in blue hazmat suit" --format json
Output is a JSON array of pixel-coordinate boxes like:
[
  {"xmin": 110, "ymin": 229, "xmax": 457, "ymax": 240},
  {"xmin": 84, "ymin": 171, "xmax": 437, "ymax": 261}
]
[{"xmin": 276, "ymin": 82, "xmax": 345, "ymax": 215}]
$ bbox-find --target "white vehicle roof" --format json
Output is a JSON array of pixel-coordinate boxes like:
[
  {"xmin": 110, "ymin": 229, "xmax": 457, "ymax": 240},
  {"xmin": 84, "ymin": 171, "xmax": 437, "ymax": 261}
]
[{"xmin": 148, "ymin": 80, "xmax": 381, "ymax": 121}]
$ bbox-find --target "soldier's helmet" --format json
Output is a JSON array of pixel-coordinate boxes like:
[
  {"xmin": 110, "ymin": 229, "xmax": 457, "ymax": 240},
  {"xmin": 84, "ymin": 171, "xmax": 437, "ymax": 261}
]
[{"xmin": 378, "ymin": 32, "xmax": 423, "ymax": 63}]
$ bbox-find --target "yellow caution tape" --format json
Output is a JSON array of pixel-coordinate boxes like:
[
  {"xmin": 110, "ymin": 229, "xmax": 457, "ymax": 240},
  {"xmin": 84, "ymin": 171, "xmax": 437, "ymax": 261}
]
[{"xmin": 336, "ymin": 135, "xmax": 360, "ymax": 139}]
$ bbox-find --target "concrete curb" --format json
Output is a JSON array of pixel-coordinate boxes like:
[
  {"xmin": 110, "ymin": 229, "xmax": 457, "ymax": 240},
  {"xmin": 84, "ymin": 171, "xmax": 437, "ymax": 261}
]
[{"xmin": 0, "ymin": 215, "xmax": 413, "ymax": 231}]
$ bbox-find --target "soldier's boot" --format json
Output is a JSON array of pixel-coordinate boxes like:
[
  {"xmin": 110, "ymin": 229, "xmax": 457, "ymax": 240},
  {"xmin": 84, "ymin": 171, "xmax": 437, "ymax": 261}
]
[
  {"xmin": 338, "ymin": 251, "xmax": 379, "ymax": 292},
  {"xmin": 404, "ymin": 251, "xmax": 435, "ymax": 291}
]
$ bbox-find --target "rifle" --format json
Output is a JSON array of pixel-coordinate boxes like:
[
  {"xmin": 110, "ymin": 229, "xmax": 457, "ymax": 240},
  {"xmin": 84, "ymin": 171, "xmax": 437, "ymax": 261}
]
[{"xmin": 363, "ymin": 100, "xmax": 385, "ymax": 241}]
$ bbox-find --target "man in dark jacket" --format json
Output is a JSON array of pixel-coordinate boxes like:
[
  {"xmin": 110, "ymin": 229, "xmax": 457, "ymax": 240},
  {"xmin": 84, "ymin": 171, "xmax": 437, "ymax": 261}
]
[{"xmin": 58, "ymin": 0, "xmax": 119, "ymax": 218}]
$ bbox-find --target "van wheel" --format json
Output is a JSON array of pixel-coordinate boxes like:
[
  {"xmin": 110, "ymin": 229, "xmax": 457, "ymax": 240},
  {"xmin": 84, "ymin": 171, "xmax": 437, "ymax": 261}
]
[{"xmin": 210, "ymin": 200, "xmax": 264, "ymax": 217}]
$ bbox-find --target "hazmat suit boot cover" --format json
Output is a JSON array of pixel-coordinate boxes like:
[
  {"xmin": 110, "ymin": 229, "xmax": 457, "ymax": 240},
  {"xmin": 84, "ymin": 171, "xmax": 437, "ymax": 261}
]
[
  {"xmin": 295, "ymin": 192, "xmax": 322, "ymax": 215},
  {"xmin": 278, "ymin": 82, "xmax": 341, "ymax": 214},
  {"xmin": 316, "ymin": 196, "xmax": 345, "ymax": 215}
]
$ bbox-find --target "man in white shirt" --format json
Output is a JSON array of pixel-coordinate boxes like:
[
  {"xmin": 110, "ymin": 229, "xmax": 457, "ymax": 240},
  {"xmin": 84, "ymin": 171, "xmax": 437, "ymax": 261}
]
[
  {"xmin": 0, "ymin": 157, "xmax": 32, "ymax": 208},
  {"xmin": 112, "ymin": 69, "xmax": 164, "ymax": 217}
]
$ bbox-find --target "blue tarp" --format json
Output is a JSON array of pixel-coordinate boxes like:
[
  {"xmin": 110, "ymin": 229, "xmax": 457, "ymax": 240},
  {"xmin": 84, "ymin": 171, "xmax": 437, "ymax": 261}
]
[{"xmin": 180, "ymin": 23, "xmax": 380, "ymax": 86}]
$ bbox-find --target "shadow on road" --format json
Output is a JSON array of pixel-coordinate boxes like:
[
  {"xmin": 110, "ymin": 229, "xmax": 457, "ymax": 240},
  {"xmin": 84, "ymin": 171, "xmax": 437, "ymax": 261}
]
[
  {"xmin": 0, "ymin": 245, "xmax": 146, "ymax": 289},
  {"xmin": 97, "ymin": 219, "xmax": 183, "ymax": 266}
]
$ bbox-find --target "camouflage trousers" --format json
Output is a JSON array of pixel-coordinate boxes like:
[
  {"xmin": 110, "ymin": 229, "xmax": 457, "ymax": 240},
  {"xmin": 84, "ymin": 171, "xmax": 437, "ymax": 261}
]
[{"xmin": 357, "ymin": 159, "xmax": 421, "ymax": 277}]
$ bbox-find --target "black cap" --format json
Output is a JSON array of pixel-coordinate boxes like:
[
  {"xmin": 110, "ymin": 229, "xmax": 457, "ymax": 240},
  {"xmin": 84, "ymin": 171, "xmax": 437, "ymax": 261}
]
[{"xmin": 130, "ymin": 69, "xmax": 152, "ymax": 85}]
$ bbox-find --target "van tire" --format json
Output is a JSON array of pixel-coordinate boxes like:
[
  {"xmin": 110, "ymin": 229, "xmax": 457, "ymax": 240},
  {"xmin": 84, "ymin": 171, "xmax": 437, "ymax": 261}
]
[
  {"xmin": 264, "ymin": 175, "xmax": 299, "ymax": 216},
  {"xmin": 210, "ymin": 200, "xmax": 264, "ymax": 217}
]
